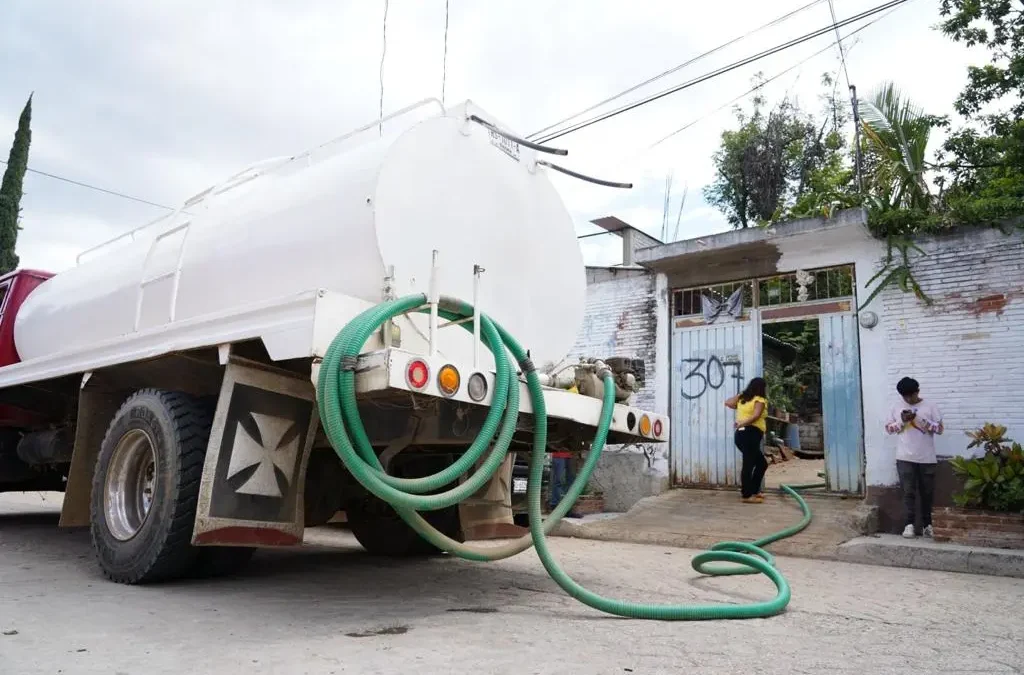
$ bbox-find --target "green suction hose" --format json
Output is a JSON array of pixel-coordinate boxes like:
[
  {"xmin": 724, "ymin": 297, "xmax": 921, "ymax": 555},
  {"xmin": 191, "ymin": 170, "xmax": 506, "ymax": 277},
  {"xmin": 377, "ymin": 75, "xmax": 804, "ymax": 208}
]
[{"xmin": 318, "ymin": 293, "xmax": 825, "ymax": 619}]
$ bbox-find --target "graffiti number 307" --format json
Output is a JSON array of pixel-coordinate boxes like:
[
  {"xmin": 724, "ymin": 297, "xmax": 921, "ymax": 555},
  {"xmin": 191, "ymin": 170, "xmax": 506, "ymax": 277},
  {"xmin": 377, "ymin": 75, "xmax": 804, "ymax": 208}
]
[{"xmin": 680, "ymin": 357, "xmax": 742, "ymax": 400}]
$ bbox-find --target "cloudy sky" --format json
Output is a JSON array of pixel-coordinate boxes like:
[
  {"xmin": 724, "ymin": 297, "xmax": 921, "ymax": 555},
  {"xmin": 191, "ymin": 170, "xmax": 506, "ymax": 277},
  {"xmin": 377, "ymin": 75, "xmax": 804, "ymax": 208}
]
[{"xmin": 1, "ymin": 0, "xmax": 984, "ymax": 272}]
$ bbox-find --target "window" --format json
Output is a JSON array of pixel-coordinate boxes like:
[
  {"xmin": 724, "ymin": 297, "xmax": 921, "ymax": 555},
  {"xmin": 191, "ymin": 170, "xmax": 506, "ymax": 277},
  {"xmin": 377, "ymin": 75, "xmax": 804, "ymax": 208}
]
[
  {"xmin": 758, "ymin": 265, "xmax": 855, "ymax": 307},
  {"xmin": 672, "ymin": 281, "xmax": 753, "ymax": 317}
]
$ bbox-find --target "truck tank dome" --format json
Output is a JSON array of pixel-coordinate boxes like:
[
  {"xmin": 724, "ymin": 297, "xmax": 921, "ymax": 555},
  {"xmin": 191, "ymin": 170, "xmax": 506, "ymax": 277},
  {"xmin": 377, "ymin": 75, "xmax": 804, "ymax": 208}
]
[{"xmin": 13, "ymin": 100, "xmax": 588, "ymax": 370}]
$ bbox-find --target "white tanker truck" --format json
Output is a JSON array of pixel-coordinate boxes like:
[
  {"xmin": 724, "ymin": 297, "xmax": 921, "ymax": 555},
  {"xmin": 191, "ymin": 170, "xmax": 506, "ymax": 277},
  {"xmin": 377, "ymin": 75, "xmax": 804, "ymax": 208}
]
[{"xmin": 0, "ymin": 100, "xmax": 668, "ymax": 584}]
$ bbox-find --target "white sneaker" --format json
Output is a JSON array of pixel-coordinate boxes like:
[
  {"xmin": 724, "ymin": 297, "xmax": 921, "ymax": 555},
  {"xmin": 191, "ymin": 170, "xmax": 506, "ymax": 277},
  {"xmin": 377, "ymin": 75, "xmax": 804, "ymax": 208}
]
[
  {"xmin": 902, "ymin": 524, "xmax": 916, "ymax": 538},
  {"xmin": 923, "ymin": 525, "xmax": 933, "ymax": 538}
]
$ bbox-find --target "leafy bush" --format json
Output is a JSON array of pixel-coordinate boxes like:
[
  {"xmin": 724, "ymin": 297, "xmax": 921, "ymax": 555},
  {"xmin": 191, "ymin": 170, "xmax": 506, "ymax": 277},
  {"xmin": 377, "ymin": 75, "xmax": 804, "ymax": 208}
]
[{"xmin": 950, "ymin": 423, "xmax": 1024, "ymax": 513}]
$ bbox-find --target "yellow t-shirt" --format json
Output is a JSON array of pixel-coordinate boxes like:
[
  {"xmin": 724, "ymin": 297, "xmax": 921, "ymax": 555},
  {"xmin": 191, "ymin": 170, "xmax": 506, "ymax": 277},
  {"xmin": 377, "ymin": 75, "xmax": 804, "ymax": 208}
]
[{"xmin": 736, "ymin": 396, "xmax": 768, "ymax": 432}]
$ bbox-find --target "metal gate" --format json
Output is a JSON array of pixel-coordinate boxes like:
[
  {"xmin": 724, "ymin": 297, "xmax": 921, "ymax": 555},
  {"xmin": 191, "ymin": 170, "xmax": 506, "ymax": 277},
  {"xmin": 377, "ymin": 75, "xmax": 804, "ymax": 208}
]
[
  {"xmin": 819, "ymin": 313, "xmax": 864, "ymax": 493},
  {"xmin": 670, "ymin": 320, "xmax": 758, "ymax": 486}
]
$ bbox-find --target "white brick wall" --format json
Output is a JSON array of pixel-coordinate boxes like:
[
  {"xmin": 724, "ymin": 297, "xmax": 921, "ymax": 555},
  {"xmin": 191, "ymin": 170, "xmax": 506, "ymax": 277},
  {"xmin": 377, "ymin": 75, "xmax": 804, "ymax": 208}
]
[
  {"xmin": 880, "ymin": 226, "xmax": 1024, "ymax": 460},
  {"xmin": 569, "ymin": 267, "xmax": 668, "ymax": 511},
  {"xmin": 570, "ymin": 269, "xmax": 657, "ymax": 410}
]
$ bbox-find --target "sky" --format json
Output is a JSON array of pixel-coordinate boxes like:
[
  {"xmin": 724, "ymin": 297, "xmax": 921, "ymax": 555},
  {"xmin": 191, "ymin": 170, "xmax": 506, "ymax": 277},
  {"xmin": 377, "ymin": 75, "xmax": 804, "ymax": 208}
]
[{"xmin": 0, "ymin": 0, "xmax": 986, "ymax": 272}]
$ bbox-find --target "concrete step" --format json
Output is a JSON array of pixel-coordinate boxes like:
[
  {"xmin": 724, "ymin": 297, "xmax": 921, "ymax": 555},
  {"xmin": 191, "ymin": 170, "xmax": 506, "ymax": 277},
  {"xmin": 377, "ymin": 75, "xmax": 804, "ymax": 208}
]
[{"xmin": 837, "ymin": 534, "xmax": 1024, "ymax": 578}]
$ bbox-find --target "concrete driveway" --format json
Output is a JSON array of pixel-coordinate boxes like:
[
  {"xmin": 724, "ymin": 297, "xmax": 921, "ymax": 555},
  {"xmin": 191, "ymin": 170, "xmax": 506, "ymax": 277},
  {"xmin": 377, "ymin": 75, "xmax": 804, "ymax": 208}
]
[{"xmin": 1, "ymin": 493, "xmax": 1022, "ymax": 674}]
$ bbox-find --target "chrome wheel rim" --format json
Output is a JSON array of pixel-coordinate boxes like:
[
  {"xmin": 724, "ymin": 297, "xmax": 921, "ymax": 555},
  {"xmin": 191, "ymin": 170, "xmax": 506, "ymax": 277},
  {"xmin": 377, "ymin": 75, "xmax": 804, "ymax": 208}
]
[{"xmin": 104, "ymin": 429, "xmax": 157, "ymax": 541}]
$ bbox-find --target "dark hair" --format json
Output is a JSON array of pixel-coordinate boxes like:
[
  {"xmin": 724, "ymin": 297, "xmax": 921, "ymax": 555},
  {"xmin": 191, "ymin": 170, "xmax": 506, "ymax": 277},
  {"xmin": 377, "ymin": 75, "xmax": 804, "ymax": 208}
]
[
  {"xmin": 896, "ymin": 377, "xmax": 919, "ymax": 397},
  {"xmin": 738, "ymin": 377, "xmax": 767, "ymax": 404}
]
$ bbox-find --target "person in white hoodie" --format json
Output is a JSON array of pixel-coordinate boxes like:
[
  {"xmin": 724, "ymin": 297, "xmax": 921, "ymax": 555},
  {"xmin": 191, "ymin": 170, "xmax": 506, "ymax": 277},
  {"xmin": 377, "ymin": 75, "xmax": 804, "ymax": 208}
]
[{"xmin": 884, "ymin": 377, "xmax": 944, "ymax": 538}]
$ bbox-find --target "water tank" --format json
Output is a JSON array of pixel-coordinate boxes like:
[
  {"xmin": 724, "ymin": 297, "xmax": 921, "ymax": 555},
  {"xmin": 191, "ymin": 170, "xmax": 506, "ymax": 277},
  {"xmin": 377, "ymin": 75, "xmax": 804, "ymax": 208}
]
[{"xmin": 14, "ymin": 101, "xmax": 587, "ymax": 370}]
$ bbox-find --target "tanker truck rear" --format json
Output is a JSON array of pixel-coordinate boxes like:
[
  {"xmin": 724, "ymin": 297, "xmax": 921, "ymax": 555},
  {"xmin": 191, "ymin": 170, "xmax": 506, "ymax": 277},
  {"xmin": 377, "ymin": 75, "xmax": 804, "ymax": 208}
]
[{"xmin": 0, "ymin": 100, "xmax": 668, "ymax": 583}]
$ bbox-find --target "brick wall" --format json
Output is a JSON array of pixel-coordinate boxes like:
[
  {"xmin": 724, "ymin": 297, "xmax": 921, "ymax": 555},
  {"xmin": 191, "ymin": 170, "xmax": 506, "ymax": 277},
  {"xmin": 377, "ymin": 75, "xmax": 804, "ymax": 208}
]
[
  {"xmin": 571, "ymin": 268, "xmax": 658, "ymax": 410},
  {"xmin": 932, "ymin": 507, "xmax": 1024, "ymax": 549},
  {"xmin": 880, "ymin": 226, "xmax": 1024, "ymax": 459},
  {"xmin": 570, "ymin": 267, "xmax": 666, "ymax": 511}
]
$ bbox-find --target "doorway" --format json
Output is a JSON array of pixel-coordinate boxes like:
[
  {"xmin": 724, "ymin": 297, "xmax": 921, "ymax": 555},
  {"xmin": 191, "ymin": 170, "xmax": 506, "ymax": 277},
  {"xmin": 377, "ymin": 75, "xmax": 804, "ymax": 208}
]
[
  {"xmin": 669, "ymin": 265, "xmax": 864, "ymax": 495},
  {"xmin": 761, "ymin": 320, "xmax": 825, "ymax": 489}
]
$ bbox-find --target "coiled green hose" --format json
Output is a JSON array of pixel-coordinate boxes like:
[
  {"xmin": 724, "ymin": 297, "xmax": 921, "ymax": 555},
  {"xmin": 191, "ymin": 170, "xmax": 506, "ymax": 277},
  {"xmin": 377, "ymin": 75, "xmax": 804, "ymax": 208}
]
[{"xmin": 318, "ymin": 293, "xmax": 824, "ymax": 619}]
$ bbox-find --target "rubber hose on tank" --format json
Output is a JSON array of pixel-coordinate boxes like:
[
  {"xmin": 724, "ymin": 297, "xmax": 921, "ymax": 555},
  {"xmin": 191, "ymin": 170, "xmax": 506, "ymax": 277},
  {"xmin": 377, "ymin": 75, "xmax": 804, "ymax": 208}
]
[{"xmin": 317, "ymin": 293, "xmax": 825, "ymax": 618}]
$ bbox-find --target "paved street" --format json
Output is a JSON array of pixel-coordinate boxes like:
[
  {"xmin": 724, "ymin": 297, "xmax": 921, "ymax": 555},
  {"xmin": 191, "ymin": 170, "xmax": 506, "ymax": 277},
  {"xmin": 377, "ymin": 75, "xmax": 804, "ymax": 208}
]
[{"xmin": 1, "ymin": 494, "xmax": 1022, "ymax": 675}]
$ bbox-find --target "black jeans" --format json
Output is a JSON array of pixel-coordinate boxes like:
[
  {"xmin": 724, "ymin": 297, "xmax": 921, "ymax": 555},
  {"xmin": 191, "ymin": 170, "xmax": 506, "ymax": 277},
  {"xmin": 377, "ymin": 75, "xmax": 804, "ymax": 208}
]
[
  {"xmin": 735, "ymin": 427, "xmax": 767, "ymax": 498},
  {"xmin": 897, "ymin": 460, "xmax": 937, "ymax": 528}
]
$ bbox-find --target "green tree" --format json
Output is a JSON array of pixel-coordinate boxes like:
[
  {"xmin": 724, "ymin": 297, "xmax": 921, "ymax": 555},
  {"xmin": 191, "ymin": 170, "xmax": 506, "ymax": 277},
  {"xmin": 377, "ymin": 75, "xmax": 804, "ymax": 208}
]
[
  {"xmin": 705, "ymin": 74, "xmax": 855, "ymax": 228},
  {"xmin": 858, "ymin": 81, "xmax": 941, "ymax": 213},
  {"xmin": 0, "ymin": 94, "xmax": 32, "ymax": 275},
  {"xmin": 937, "ymin": 0, "xmax": 1024, "ymax": 224}
]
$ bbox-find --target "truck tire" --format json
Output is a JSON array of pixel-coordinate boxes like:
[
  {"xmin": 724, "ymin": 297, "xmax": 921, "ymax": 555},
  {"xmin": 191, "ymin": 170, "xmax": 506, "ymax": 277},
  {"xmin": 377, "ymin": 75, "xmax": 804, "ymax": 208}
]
[
  {"xmin": 89, "ymin": 389, "xmax": 253, "ymax": 583},
  {"xmin": 345, "ymin": 453, "xmax": 463, "ymax": 557},
  {"xmin": 346, "ymin": 498, "xmax": 463, "ymax": 556}
]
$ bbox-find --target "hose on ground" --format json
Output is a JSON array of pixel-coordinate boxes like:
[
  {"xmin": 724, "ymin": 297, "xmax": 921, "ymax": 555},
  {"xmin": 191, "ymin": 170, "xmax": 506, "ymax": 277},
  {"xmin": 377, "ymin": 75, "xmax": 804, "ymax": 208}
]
[{"xmin": 318, "ymin": 293, "xmax": 826, "ymax": 619}]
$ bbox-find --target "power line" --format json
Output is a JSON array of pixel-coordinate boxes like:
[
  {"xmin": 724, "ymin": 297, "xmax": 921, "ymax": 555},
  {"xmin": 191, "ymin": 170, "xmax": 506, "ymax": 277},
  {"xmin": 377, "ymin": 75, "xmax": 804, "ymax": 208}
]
[
  {"xmin": 378, "ymin": 0, "xmax": 390, "ymax": 137},
  {"xmin": 531, "ymin": 0, "xmax": 912, "ymax": 145},
  {"xmin": 827, "ymin": 0, "xmax": 852, "ymax": 90},
  {"xmin": 528, "ymin": 0, "xmax": 827, "ymax": 140},
  {"xmin": 441, "ymin": 0, "xmax": 450, "ymax": 107},
  {"xmin": 0, "ymin": 158, "xmax": 174, "ymax": 210},
  {"xmin": 644, "ymin": 6, "xmax": 895, "ymax": 153}
]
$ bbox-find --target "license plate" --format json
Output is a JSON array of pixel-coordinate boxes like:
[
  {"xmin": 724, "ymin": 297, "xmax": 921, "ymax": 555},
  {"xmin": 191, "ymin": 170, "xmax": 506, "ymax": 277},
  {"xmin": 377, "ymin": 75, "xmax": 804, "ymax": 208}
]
[{"xmin": 512, "ymin": 478, "xmax": 528, "ymax": 494}]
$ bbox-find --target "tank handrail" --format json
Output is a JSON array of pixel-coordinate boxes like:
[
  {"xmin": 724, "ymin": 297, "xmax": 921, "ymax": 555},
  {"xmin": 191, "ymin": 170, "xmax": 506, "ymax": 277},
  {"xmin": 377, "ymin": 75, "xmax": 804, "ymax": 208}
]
[
  {"xmin": 75, "ymin": 98, "xmax": 447, "ymax": 266},
  {"xmin": 303, "ymin": 97, "xmax": 444, "ymax": 160},
  {"xmin": 75, "ymin": 208, "xmax": 184, "ymax": 265}
]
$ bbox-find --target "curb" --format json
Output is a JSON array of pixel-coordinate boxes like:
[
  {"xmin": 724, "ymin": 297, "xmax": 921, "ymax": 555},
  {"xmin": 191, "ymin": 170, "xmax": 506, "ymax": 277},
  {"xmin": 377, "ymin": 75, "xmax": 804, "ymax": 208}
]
[{"xmin": 837, "ymin": 534, "xmax": 1024, "ymax": 578}]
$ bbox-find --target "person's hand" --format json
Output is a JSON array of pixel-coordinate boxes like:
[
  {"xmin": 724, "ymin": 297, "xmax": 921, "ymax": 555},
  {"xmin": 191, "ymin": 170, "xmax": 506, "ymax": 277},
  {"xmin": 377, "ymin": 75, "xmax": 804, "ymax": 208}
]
[{"xmin": 733, "ymin": 421, "xmax": 742, "ymax": 429}]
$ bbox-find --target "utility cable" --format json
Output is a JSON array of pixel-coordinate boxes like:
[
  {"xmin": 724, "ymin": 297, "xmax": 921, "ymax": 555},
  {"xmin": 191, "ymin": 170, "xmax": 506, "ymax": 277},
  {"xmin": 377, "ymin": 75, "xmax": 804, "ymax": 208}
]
[
  {"xmin": 1, "ymin": 159, "xmax": 174, "ymax": 210},
  {"xmin": 378, "ymin": 0, "xmax": 390, "ymax": 137},
  {"xmin": 828, "ymin": 0, "xmax": 853, "ymax": 90},
  {"xmin": 644, "ymin": 5, "xmax": 895, "ymax": 153},
  {"xmin": 527, "ymin": 0, "xmax": 827, "ymax": 140},
  {"xmin": 531, "ymin": 0, "xmax": 911, "ymax": 145},
  {"xmin": 441, "ymin": 0, "xmax": 450, "ymax": 107}
]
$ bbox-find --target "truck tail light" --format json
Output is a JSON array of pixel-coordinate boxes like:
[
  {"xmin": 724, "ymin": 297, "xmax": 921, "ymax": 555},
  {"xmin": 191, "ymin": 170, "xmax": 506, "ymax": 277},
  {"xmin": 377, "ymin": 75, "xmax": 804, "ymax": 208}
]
[
  {"xmin": 407, "ymin": 359, "xmax": 430, "ymax": 390},
  {"xmin": 653, "ymin": 418, "xmax": 663, "ymax": 439},
  {"xmin": 639, "ymin": 414, "xmax": 652, "ymax": 437},
  {"xmin": 437, "ymin": 364, "xmax": 460, "ymax": 397},
  {"xmin": 467, "ymin": 373, "xmax": 488, "ymax": 401}
]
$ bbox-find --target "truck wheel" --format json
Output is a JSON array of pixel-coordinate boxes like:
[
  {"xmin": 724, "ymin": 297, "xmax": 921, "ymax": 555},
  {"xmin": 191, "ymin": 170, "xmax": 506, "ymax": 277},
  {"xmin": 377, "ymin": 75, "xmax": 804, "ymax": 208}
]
[
  {"xmin": 90, "ymin": 389, "xmax": 252, "ymax": 583},
  {"xmin": 346, "ymin": 453, "xmax": 464, "ymax": 556},
  {"xmin": 346, "ymin": 498, "xmax": 462, "ymax": 556}
]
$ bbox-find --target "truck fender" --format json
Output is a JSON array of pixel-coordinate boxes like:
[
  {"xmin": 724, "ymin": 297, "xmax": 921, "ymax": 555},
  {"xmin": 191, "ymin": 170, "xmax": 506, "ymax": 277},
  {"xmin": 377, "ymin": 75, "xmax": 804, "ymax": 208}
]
[{"xmin": 60, "ymin": 377, "xmax": 125, "ymax": 528}]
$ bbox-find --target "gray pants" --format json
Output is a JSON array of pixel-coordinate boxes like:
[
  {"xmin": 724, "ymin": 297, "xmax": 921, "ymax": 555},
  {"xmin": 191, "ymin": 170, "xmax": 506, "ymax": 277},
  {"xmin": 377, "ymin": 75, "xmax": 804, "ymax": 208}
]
[{"xmin": 897, "ymin": 460, "xmax": 936, "ymax": 529}]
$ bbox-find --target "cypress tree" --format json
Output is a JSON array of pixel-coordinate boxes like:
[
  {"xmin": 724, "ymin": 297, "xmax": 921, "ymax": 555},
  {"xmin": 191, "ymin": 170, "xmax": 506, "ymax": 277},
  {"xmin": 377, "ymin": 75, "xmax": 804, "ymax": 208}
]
[{"xmin": 0, "ymin": 94, "xmax": 33, "ymax": 275}]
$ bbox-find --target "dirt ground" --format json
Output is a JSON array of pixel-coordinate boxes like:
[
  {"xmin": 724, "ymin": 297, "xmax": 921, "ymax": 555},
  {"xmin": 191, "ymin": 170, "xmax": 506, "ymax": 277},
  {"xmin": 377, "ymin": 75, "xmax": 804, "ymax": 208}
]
[
  {"xmin": 3, "ymin": 492, "xmax": 1022, "ymax": 674},
  {"xmin": 763, "ymin": 456, "xmax": 826, "ymax": 489}
]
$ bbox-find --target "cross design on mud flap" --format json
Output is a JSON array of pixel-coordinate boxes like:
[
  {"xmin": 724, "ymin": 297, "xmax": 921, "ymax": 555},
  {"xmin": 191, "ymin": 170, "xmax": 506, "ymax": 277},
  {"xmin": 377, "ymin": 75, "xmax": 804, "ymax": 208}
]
[{"xmin": 226, "ymin": 412, "xmax": 300, "ymax": 498}]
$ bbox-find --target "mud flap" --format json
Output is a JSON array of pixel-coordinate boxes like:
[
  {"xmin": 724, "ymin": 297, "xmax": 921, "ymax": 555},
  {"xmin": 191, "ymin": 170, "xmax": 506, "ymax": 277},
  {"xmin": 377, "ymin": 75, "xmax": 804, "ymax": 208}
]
[
  {"xmin": 458, "ymin": 454, "xmax": 519, "ymax": 540},
  {"xmin": 192, "ymin": 361, "xmax": 319, "ymax": 548}
]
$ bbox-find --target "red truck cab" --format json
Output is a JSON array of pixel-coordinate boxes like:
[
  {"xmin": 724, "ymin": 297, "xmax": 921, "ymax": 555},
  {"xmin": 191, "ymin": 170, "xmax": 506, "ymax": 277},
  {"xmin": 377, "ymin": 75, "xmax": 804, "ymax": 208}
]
[{"xmin": 0, "ymin": 268, "xmax": 54, "ymax": 428}]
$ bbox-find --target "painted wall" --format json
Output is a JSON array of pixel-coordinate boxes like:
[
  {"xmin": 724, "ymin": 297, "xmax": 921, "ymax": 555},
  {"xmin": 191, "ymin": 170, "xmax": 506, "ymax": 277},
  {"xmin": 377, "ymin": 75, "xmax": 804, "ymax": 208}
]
[
  {"xmin": 572, "ymin": 266, "xmax": 668, "ymax": 511},
  {"xmin": 592, "ymin": 211, "xmax": 1024, "ymax": 525},
  {"xmin": 877, "ymin": 226, "xmax": 1024, "ymax": 472}
]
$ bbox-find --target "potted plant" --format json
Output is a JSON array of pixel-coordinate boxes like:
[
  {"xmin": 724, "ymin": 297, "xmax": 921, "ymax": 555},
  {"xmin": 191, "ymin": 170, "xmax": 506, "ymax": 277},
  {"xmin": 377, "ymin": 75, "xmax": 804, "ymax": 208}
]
[{"xmin": 934, "ymin": 423, "xmax": 1024, "ymax": 548}]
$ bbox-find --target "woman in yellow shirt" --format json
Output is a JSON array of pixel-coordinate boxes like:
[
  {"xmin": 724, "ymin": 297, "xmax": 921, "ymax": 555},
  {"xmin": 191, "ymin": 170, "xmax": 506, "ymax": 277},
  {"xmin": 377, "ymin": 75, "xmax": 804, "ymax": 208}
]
[{"xmin": 725, "ymin": 377, "xmax": 768, "ymax": 504}]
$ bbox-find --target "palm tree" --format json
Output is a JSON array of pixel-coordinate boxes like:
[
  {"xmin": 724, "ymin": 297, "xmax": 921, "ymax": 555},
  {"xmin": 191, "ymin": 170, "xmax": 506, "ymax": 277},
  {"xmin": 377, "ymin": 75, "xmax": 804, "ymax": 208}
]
[{"xmin": 857, "ymin": 82, "xmax": 935, "ymax": 211}]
